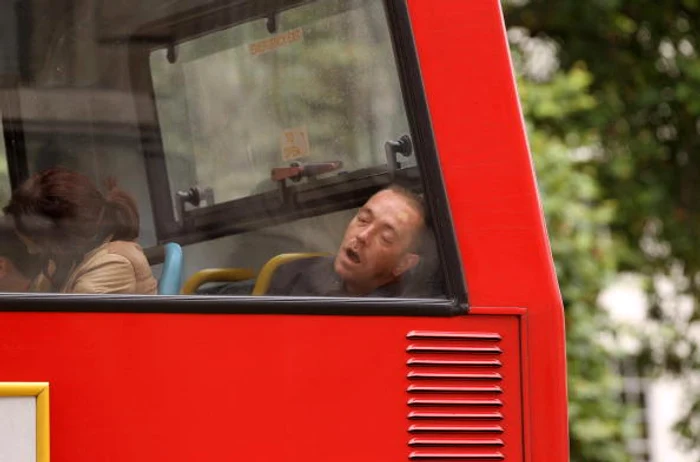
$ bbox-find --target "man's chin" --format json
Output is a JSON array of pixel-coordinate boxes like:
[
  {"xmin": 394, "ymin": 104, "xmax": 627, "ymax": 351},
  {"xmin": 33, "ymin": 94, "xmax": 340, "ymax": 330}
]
[
  {"xmin": 334, "ymin": 256, "xmax": 360, "ymax": 281},
  {"xmin": 334, "ymin": 257, "xmax": 350, "ymax": 278}
]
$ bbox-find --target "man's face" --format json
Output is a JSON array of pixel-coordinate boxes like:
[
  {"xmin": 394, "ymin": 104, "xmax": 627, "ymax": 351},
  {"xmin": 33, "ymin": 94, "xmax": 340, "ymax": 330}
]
[{"xmin": 334, "ymin": 189, "xmax": 423, "ymax": 294}]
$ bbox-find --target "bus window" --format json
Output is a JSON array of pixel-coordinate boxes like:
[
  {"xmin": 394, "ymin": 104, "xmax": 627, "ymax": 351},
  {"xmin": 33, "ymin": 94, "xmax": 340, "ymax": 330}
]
[
  {"xmin": 140, "ymin": 0, "xmax": 449, "ymax": 299},
  {"xmin": 0, "ymin": 0, "xmax": 457, "ymax": 300},
  {"xmin": 150, "ymin": 0, "xmax": 410, "ymax": 212}
]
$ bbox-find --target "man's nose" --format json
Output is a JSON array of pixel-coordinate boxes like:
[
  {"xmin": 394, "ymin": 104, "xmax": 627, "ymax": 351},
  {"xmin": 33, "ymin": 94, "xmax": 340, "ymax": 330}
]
[{"xmin": 356, "ymin": 227, "xmax": 371, "ymax": 243}]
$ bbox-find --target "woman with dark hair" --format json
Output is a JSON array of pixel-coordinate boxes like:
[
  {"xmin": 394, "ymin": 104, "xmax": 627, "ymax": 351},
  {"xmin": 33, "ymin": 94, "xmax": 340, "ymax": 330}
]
[{"xmin": 4, "ymin": 168, "xmax": 157, "ymax": 294}]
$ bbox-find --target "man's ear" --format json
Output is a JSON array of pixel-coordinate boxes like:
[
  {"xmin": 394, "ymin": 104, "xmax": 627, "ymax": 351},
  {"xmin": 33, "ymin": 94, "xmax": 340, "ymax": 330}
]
[{"xmin": 393, "ymin": 252, "xmax": 420, "ymax": 278}]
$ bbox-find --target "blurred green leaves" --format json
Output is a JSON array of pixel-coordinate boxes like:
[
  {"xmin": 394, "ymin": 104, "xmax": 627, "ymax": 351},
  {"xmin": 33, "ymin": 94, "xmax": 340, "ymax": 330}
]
[
  {"xmin": 505, "ymin": 0, "xmax": 700, "ymax": 457},
  {"xmin": 517, "ymin": 66, "xmax": 630, "ymax": 462}
]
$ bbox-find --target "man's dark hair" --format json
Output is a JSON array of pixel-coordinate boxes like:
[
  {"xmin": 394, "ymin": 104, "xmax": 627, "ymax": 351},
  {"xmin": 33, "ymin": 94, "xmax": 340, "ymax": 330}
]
[
  {"xmin": 0, "ymin": 219, "xmax": 41, "ymax": 278},
  {"xmin": 385, "ymin": 184, "xmax": 426, "ymax": 223}
]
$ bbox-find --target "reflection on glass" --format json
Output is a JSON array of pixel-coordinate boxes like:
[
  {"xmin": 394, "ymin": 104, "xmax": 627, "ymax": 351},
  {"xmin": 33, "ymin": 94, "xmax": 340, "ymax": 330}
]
[
  {"xmin": 4, "ymin": 168, "xmax": 158, "ymax": 295},
  {"xmin": 0, "ymin": 116, "xmax": 10, "ymax": 207}
]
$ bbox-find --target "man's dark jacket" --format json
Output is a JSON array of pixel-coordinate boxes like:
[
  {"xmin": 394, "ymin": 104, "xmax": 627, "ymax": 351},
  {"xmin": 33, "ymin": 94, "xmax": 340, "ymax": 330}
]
[{"xmin": 266, "ymin": 256, "xmax": 439, "ymax": 297}]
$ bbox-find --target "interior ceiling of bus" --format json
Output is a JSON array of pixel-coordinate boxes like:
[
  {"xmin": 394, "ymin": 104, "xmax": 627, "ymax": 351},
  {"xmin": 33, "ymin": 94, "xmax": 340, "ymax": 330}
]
[
  {"xmin": 4, "ymin": 0, "xmax": 232, "ymax": 128},
  {"xmin": 6, "ymin": 0, "xmax": 319, "ymax": 126},
  {"xmin": 0, "ymin": 89, "xmax": 153, "ymax": 131},
  {"xmin": 6, "ymin": 0, "xmax": 385, "ymax": 153}
]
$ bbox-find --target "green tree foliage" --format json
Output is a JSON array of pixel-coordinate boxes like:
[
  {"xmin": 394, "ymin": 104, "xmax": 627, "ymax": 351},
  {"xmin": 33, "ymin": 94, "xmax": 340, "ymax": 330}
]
[
  {"xmin": 516, "ymin": 59, "xmax": 632, "ymax": 461},
  {"xmin": 504, "ymin": 0, "xmax": 700, "ymax": 456}
]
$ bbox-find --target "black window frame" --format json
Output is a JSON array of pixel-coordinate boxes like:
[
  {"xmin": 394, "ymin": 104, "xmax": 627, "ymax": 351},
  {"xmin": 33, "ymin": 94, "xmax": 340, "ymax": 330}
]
[{"xmin": 0, "ymin": 0, "xmax": 468, "ymax": 315}]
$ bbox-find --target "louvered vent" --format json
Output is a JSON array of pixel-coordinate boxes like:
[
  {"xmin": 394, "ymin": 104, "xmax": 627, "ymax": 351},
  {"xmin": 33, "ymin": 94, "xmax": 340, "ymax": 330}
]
[{"xmin": 406, "ymin": 330, "xmax": 505, "ymax": 461}]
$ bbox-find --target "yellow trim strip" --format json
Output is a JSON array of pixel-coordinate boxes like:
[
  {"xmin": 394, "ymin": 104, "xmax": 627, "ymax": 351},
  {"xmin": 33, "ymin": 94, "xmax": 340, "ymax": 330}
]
[
  {"xmin": 0, "ymin": 382, "xmax": 46, "ymax": 396},
  {"xmin": 0, "ymin": 382, "xmax": 50, "ymax": 462},
  {"xmin": 37, "ymin": 386, "xmax": 50, "ymax": 462}
]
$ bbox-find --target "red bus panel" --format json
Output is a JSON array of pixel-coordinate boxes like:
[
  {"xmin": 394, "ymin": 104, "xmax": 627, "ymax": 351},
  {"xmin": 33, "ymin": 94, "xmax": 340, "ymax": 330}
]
[{"xmin": 0, "ymin": 309, "xmax": 525, "ymax": 461}]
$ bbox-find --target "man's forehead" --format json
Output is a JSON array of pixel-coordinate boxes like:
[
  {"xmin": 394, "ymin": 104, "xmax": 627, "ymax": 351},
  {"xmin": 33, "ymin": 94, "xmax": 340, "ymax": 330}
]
[{"xmin": 364, "ymin": 190, "xmax": 420, "ymax": 225}]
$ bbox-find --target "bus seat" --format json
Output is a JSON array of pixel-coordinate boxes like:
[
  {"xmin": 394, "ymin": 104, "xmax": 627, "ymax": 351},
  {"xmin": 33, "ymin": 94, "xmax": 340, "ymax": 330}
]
[
  {"xmin": 158, "ymin": 242, "xmax": 184, "ymax": 295},
  {"xmin": 252, "ymin": 252, "xmax": 330, "ymax": 295},
  {"xmin": 181, "ymin": 268, "xmax": 257, "ymax": 295}
]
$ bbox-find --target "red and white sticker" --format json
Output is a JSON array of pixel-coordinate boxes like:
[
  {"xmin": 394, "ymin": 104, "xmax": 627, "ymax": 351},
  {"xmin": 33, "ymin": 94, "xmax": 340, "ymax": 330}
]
[{"xmin": 249, "ymin": 28, "xmax": 304, "ymax": 56}]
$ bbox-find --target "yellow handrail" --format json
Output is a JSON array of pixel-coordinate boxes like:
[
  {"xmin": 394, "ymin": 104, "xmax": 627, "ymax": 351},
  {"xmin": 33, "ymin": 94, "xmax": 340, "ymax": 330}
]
[
  {"xmin": 181, "ymin": 268, "xmax": 256, "ymax": 295},
  {"xmin": 252, "ymin": 253, "xmax": 330, "ymax": 295}
]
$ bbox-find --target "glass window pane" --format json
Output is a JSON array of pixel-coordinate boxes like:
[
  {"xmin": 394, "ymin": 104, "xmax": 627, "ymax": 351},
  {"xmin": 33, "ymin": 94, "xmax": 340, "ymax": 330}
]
[
  {"xmin": 1, "ymin": 0, "xmax": 449, "ymax": 300},
  {"xmin": 151, "ymin": 0, "xmax": 410, "ymax": 208}
]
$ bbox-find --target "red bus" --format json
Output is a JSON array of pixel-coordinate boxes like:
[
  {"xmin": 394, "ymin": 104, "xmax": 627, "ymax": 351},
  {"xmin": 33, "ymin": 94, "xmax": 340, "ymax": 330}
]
[{"xmin": 0, "ymin": 0, "xmax": 567, "ymax": 461}]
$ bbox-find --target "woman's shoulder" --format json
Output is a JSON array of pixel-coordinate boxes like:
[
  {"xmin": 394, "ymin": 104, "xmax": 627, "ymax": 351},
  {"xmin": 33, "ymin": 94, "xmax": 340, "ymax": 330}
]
[
  {"xmin": 69, "ymin": 240, "xmax": 156, "ymax": 295},
  {"xmin": 104, "ymin": 240, "xmax": 149, "ymax": 262},
  {"xmin": 74, "ymin": 240, "xmax": 150, "ymax": 281}
]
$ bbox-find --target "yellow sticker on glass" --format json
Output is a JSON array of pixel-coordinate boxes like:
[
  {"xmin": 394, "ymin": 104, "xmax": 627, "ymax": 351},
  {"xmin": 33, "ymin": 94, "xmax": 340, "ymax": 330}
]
[{"xmin": 281, "ymin": 126, "xmax": 311, "ymax": 161}]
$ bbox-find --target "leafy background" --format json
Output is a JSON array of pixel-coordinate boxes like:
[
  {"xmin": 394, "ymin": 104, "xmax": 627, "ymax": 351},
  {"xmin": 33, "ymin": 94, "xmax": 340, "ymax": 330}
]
[{"xmin": 503, "ymin": 1, "xmax": 700, "ymax": 460}]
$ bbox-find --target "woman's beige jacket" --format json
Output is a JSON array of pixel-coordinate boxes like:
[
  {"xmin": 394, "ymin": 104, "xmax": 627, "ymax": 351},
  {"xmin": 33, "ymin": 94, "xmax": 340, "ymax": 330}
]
[{"xmin": 34, "ymin": 240, "xmax": 157, "ymax": 295}]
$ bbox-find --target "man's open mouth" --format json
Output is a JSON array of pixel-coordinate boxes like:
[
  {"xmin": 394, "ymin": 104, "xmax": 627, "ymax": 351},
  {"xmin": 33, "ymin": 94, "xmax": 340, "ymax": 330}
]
[{"xmin": 346, "ymin": 248, "xmax": 361, "ymax": 264}]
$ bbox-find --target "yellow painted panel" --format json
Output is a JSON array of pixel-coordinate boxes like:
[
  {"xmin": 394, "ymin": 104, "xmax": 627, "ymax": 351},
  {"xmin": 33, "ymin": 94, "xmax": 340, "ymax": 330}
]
[{"xmin": 0, "ymin": 382, "xmax": 50, "ymax": 462}]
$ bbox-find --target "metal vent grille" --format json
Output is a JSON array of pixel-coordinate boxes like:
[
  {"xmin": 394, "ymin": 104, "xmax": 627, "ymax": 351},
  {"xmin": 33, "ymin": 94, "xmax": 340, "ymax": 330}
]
[{"xmin": 406, "ymin": 330, "xmax": 505, "ymax": 461}]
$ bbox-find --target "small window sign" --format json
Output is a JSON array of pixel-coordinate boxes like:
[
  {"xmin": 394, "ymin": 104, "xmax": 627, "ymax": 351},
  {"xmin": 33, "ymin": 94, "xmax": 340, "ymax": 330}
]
[
  {"xmin": 281, "ymin": 126, "xmax": 311, "ymax": 161},
  {"xmin": 249, "ymin": 27, "xmax": 304, "ymax": 56}
]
